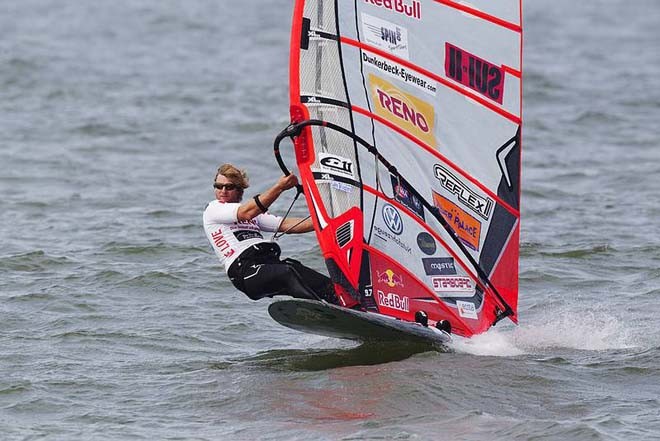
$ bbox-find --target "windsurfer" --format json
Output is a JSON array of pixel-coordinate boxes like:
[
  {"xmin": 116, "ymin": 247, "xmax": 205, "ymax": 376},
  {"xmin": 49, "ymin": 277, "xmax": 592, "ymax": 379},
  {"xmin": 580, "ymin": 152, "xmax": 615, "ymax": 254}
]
[{"xmin": 203, "ymin": 163, "xmax": 339, "ymax": 304}]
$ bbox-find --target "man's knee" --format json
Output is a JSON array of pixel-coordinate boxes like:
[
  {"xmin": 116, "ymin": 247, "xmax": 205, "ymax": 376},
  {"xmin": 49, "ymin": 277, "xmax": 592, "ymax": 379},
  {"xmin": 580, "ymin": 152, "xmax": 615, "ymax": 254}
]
[{"xmin": 281, "ymin": 263, "xmax": 301, "ymax": 279}]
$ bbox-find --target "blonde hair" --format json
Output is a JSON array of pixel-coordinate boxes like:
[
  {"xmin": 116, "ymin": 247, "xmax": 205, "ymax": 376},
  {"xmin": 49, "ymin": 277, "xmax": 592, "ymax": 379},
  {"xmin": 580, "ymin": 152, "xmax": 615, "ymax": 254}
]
[{"xmin": 215, "ymin": 164, "xmax": 249, "ymax": 197}]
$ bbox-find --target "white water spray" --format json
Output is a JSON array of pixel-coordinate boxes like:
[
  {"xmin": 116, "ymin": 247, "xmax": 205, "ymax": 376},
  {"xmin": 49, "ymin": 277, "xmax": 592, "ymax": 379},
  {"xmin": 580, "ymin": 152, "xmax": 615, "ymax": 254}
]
[{"xmin": 449, "ymin": 306, "xmax": 635, "ymax": 356}]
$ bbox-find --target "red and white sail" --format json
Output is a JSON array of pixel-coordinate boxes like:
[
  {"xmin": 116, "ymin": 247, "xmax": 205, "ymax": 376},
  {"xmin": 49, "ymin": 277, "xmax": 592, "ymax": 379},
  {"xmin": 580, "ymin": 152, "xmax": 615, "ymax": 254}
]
[{"xmin": 288, "ymin": 0, "xmax": 523, "ymax": 337}]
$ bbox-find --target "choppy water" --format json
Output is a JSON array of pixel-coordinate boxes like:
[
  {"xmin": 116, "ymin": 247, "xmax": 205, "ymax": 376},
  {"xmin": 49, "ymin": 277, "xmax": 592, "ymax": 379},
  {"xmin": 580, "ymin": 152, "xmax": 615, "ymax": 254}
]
[{"xmin": 1, "ymin": 1, "xmax": 659, "ymax": 440}]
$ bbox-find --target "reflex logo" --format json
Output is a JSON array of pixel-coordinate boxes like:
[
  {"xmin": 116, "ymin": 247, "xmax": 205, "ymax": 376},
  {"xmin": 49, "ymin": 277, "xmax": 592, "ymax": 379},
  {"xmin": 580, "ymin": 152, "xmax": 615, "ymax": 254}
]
[
  {"xmin": 445, "ymin": 43, "xmax": 505, "ymax": 104},
  {"xmin": 434, "ymin": 165, "xmax": 493, "ymax": 220},
  {"xmin": 370, "ymin": 74, "xmax": 436, "ymax": 147},
  {"xmin": 382, "ymin": 203, "xmax": 403, "ymax": 235},
  {"xmin": 364, "ymin": 0, "xmax": 421, "ymax": 20}
]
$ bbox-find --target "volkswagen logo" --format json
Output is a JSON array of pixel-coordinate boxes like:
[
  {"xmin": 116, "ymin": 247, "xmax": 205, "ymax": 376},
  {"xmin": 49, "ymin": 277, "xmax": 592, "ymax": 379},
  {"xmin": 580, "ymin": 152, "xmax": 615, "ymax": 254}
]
[{"xmin": 382, "ymin": 204, "xmax": 403, "ymax": 235}]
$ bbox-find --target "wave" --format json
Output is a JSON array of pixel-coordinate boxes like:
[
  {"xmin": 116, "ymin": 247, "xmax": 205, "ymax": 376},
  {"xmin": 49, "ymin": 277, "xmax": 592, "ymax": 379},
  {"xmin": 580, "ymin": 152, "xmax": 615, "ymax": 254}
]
[{"xmin": 0, "ymin": 250, "xmax": 76, "ymax": 272}]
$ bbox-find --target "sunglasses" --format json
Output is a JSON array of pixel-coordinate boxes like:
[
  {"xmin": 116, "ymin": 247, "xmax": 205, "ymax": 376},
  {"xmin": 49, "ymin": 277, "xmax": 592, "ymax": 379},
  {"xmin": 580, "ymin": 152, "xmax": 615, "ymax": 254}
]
[{"xmin": 213, "ymin": 183, "xmax": 239, "ymax": 191}]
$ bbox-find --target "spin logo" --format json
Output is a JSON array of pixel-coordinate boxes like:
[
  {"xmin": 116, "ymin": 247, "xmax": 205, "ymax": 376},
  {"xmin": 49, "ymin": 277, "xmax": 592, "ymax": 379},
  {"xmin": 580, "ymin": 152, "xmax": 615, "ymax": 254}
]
[
  {"xmin": 381, "ymin": 26, "xmax": 401, "ymax": 45},
  {"xmin": 361, "ymin": 13, "xmax": 409, "ymax": 59}
]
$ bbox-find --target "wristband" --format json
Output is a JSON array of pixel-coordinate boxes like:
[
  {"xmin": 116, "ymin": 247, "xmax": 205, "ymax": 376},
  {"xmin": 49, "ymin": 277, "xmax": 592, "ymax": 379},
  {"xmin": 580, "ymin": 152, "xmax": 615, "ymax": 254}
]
[{"xmin": 253, "ymin": 194, "xmax": 268, "ymax": 213}]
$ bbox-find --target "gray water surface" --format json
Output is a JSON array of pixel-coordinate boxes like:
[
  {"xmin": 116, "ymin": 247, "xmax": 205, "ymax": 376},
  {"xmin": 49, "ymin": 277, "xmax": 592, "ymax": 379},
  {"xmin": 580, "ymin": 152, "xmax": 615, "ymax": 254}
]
[{"xmin": 1, "ymin": 1, "xmax": 659, "ymax": 440}]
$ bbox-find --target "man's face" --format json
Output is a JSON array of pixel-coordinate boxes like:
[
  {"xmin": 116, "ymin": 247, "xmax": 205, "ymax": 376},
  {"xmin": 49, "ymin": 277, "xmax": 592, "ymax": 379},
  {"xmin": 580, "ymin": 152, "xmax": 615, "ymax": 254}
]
[{"xmin": 214, "ymin": 175, "xmax": 241, "ymax": 203}]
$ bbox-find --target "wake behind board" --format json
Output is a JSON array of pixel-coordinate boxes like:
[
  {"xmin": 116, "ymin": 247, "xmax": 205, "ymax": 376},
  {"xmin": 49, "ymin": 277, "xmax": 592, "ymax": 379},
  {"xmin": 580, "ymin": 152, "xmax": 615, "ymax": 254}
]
[{"xmin": 268, "ymin": 299, "xmax": 450, "ymax": 346}]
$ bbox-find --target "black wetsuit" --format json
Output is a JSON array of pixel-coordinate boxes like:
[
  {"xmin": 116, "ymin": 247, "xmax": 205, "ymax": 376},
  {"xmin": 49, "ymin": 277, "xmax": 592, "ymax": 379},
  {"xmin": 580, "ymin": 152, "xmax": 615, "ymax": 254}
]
[{"xmin": 227, "ymin": 242, "xmax": 338, "ymax": 304}]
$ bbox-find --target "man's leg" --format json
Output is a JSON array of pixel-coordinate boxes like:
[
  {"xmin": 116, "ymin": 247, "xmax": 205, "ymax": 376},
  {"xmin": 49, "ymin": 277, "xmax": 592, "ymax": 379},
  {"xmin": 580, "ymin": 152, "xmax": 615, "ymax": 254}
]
[
  {"xmin": 240, "ymin": 261, "xmax": 321, "ymax": 301},
  {"xmin": 281, "ymin": 258, "xmax": 339, "ymax": 304}
]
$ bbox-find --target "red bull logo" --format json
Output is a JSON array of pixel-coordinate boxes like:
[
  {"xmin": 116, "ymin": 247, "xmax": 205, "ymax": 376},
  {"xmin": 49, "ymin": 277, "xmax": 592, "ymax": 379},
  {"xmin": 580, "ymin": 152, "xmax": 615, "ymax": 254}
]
[
  {"xmin": 377, "ymin": 269, "xmax": 405, "ymax": 288},
  {"xmin": 364, "ymin": 0, "xmax": 422, "ymax": 20},
  {"xmin": 377, "ymin": 290, "xmax": 410, "ymax": 312}
]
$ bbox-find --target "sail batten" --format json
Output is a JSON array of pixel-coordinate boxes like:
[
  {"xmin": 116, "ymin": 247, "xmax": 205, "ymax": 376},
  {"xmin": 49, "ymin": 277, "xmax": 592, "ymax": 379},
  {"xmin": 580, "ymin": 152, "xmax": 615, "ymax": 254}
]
[{"xmin": 288, "ymin": 0, "xmax": 522, "ymax": 337}]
